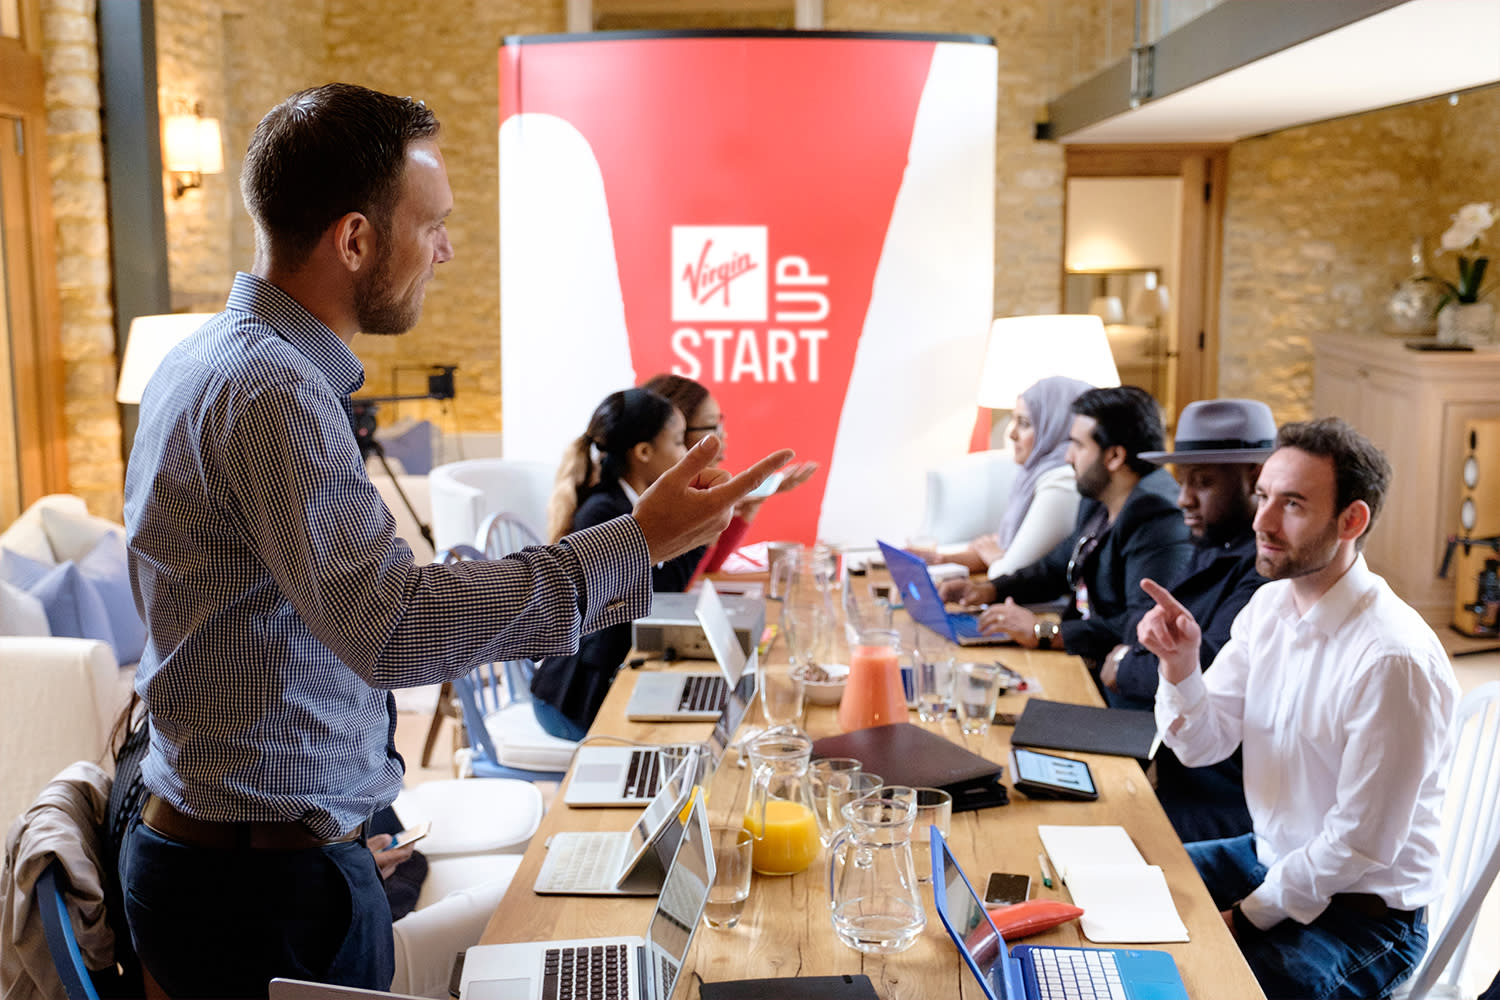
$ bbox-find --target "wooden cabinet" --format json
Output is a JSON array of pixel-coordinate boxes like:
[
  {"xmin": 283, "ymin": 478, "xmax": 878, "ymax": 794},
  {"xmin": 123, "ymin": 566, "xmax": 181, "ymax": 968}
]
[{"xmin": 1313, "ymin": 334, "xmax": 1500, "ymax": 625}]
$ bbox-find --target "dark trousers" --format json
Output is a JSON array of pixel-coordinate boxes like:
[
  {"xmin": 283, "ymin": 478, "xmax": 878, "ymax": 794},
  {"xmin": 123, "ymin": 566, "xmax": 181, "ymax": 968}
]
[
  {"xmin": 120, "ymin": 818, "xmax": 394, "ymax": 998},
  {"xmin": 1187, "ymin": 833, "xmax": 1427, "ymax": 1000}
]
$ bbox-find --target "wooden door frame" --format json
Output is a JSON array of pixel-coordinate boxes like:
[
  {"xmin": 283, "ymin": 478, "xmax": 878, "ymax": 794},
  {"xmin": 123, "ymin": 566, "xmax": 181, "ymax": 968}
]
[
  {"xmin": 0, "ymin": 0, "xmax": 68, "ymax": 515},
  {"xmin": 1064, "ymin": 144, "xmax": 1228, "ymax": 423}
]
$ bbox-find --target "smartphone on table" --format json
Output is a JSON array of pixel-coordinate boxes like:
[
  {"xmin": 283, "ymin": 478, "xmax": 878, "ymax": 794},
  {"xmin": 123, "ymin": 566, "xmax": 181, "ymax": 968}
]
[{"xmin": 984, "ymin": 871, "xmax": 1032, "ymax": 906}]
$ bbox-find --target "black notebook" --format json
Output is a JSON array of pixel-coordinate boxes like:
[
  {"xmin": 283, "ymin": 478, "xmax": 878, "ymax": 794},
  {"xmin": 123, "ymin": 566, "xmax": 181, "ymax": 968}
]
[
  {"xmin": 1009, "ymin": 698, "xmax": 1160, "ymax": 759},
  {"xmin": 701, "ymin": 975, "xmax": 882, "ymax": 999}
]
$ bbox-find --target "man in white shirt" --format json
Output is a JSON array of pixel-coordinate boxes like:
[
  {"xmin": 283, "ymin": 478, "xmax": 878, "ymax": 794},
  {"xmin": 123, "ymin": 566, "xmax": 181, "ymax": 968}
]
[{"xmin": 1137, "ymin": 417, "xmax": 1458, "ymax": 999}]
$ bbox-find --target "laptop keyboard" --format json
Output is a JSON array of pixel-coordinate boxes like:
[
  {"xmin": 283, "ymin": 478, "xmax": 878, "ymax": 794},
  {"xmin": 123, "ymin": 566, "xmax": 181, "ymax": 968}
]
[
  {"xmin": 1030, "ymin": 947, "xmax": 1126, "ymax": 1000},
  {"xmin": 677, "ymin": 675, "xmax": 727, "ymax": 712},
  {"xmin": 948, "ymin": 612, "xmax": 986, "ymax": 640},
  {"xmin": 542, "ymin": 943, "xmax": 630, "ymax": 1000},
  {"xmin": 624, "ymin": 749, "xmax": 661, "ymax": 800},
  {"xmin": 540, "ymin": 834, "xmax": 627, "ymax": 892}
]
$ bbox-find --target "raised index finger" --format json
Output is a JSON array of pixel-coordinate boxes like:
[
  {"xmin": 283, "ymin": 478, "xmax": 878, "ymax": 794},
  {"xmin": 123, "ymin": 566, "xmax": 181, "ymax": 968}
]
[
  {"xmin": 1139, "ymin": 577, "xmax": 1189, "ymax": 617},
  {"xmin": 710, "ymin": 448, "xmax": 796, "ymax": 505}
]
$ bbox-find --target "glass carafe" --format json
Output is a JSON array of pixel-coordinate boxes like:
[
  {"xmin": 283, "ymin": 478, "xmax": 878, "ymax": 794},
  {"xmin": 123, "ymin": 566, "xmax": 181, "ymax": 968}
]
[
  {"xmin": 827, "ymin": 789, "xmax": 925, "ymax": 953},
  {"xmin": 837, "ymin": 628, "xmax": 909, "ymax": 732},
  {"xmin": 741, "ymin": 732, "xmax": 821, "ymax": 876}
]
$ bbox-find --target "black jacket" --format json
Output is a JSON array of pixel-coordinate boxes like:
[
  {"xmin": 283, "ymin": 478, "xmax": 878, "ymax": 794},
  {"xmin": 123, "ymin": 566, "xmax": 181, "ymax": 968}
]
[
  {"xmin": 988, "ymin": 467, "xmax": 1192, "ymax": 665},
  {"xmin": 530, "ymin": 483, "xmax": 704, "ymax": 732},
  {"xmin": 1104, "ymin": 527, "xmax": 1264, "ymax": 843}
]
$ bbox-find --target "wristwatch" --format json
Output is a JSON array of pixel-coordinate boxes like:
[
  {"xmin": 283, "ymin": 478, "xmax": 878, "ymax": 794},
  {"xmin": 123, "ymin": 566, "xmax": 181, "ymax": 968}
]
[{"xmin": 1033, "ymin": 620, "xmax": 1061, "ymax": 650}]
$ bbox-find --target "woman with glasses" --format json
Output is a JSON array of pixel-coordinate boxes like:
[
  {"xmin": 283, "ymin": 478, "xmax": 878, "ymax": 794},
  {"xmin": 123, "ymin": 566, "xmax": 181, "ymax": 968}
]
[
  {"xmin": 532, "ymin": 388, "xmax": 704, "ymax": 739},
  {"xmin": 918, "ymin": 375, "xmax": 1092, "ymax": 578},
  {"xmin": 642, "ymin": 373, "xmax": 819, "ymax": 573}
]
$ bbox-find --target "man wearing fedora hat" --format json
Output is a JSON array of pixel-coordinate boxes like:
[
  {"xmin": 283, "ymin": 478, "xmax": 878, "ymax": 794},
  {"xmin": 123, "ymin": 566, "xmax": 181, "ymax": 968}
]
[{"xmin": 1100, "ymin": 398, "xmax": 1276, "ymax": 843}]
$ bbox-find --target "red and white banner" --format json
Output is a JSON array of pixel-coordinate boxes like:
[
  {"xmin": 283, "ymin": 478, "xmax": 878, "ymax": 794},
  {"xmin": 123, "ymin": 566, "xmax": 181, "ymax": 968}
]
[{"xmin": 499, "ymin": 31, "xmax": 996, "ymax": 545}]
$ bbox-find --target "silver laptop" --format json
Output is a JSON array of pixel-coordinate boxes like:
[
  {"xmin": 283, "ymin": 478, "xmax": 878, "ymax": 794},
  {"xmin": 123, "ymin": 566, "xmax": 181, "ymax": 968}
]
[
  {"xmin": 624, "ymin": 583, "xmax": 764, "ymax": 722},
  {"xmin": 569, "ymin": 583, "xmax": 759, "ymax": 807},
  {"xmin": 535, "ymin": 752, "xmax": 697, "ymax": 896},
  {"xmin": 462, "ymin": 795, "xmax": 714, "ymax": 1000}
]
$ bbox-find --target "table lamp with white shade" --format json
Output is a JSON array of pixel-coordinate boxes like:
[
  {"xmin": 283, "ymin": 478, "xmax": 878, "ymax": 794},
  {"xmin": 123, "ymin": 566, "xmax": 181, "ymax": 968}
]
[
  {"xmin": 115, "ymin": 313, "xmax": 215, "ymax": 403},
  {"xmin": 975, "ymin": 314, "xmax": 1122, "ymax": 413}
]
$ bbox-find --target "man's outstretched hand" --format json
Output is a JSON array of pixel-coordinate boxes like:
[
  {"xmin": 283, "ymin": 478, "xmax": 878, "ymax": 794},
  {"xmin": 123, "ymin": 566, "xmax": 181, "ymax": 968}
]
[
  {"xmin": 1136, "ymin": 578, "xmax": 1203, "ymax": 685},
  {"xmin": 634, "ymin": 436, "xmax": 794, "ymax": 564}
]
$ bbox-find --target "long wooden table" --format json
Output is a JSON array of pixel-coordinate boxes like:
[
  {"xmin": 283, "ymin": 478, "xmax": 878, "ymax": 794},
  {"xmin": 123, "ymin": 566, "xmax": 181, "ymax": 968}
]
[{"xmin": 479, "ymin": 625, "xmax": 1263, "ymax": 999}]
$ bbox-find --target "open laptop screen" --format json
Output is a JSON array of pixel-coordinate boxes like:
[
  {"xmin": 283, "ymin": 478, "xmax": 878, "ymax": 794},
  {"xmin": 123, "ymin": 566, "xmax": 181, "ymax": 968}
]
[
  {"xmin": 933, "ymin": 829, "xmax": 1020, "ymax": 1000},
  {"xmin": 645, "ymin": 797, "xmax": 714, "ymax": 998}
]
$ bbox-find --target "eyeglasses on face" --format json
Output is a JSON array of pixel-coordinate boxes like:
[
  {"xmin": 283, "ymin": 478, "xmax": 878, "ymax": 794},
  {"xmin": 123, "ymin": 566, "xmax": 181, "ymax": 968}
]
[{"xmin": 686, "ymin": 416, "xmax": 725, "ymax": 438}]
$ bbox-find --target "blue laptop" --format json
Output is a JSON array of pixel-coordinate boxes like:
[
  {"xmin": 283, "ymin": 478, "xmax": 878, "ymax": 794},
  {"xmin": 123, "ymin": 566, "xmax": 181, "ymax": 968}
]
[
  {"xmin": 878, "ymin": 540, "xmax": 1009, "ymax": 646},
  {"xmin": 930, "ymin": 828, "xmax": 1190, "ymax": 1000}
]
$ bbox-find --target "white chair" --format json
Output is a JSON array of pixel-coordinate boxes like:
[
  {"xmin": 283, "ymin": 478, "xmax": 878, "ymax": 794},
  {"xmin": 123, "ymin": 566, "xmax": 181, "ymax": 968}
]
[
  {"xmin": 0, "ymin": 637, "xmax": 130, "ymax": 835},
  {"xmin": 1396, "ymin": 680, "xmax": 1500, "ymax": 999},
  {"xmin": 391, "ymin": 778, "xmax": 544, "ymax": 858},
  {"xmin": 428, "ymin": 459, "xmax": 555, "ymax": 554},
  {"xmin": 919, "ymin": 449, "xmax": 1019, "ymax": 545},
  {"xmin": 368, "ymin": 472, "xmax": 436, "ymax": 564}
]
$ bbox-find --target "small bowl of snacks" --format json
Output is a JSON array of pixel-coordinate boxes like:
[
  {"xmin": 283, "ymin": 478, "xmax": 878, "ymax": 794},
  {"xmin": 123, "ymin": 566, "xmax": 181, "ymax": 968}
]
[{"xmin": 794, "ymin": 662, "xmax": 850, "ymax": 706}]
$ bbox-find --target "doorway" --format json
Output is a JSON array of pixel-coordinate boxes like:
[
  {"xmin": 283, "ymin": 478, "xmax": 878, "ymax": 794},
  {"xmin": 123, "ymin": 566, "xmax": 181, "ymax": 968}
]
[{"xmin": 1063, "ymin": 145, "xmax": 1228, "ymax": 427}]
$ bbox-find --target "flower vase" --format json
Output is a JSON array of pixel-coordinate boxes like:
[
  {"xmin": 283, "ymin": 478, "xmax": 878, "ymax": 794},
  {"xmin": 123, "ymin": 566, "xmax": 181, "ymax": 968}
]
[{"xmin": 1437, "ymin": 302, "xmax": 1495, "ymax": 345}]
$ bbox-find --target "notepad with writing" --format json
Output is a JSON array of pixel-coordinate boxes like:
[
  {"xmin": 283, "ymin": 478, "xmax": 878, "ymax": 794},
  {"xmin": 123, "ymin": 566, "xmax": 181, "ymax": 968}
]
[{"xmin": 1037, "ymin": 824, "xmax": 1190, "ymax": 944}]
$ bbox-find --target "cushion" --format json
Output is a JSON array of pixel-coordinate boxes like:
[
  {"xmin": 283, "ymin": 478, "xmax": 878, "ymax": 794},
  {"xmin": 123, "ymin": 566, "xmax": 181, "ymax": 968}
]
[
  {"xmin": 0, "ymin": 579, "xmax": 50, "ymax": 636},
  {"xmin": 77, "ymin": 533, "xmax": 146, "ymax": 664},
  {"xmin": 39, "ymin": 503, "xmax": 124, "ymax": 564},
  {"xmin": 0, "ymin": 547, "xmax": 52, "ymax": 590},
  {"xmin": 26, "ymin": 561, "xmax": 117, "ymax": 652},
  {"xmin": 0, "ymin": 494, "xmax": 88, "ymax": 564}
]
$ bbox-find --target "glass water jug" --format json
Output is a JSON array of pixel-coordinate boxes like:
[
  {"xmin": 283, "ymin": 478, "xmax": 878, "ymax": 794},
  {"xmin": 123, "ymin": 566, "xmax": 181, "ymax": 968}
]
[{"xmin": 827, "ymin": 789, "xmax": 926, "ymax": 953}]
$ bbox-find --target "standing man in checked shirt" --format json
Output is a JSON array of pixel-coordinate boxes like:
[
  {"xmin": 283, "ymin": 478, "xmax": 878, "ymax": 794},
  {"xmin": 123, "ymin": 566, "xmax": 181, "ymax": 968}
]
[
  {"xmin": 1138, "ymin": 418, "xmax": 1458, "ymax": 999},
  {"xmin": 120, "ymin": 83, "xmax": 791, "ymax": 998}
]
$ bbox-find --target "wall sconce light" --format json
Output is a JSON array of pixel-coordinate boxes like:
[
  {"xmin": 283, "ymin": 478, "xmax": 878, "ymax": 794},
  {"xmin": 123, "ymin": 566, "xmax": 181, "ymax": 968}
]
[{"xmin": 163, "ymin": 103, "xmax": 223, "ymax": 198}]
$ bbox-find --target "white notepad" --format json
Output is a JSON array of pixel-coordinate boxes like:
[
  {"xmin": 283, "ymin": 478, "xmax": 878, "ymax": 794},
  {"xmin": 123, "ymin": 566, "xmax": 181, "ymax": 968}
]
[{"xmin": 1037, "ymin": 825, "xmax": 1190, "ymax": 944}]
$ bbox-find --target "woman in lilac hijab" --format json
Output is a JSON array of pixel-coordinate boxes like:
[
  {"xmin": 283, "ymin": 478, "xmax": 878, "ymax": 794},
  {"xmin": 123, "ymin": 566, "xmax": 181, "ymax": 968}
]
[{"xmin": 932, "ymin": 375, "xmax": 1093, "ymax": 577}]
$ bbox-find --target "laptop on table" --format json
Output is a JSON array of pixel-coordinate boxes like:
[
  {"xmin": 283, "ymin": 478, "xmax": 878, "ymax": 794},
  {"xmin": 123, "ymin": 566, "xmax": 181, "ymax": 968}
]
[
  {"xmin": 463, "ymin": 795, "xmax": 715, "ymax": 1000},
  {"xmin": 930, "ymin": 828, "xmax": 1189, "ymax": 1000},
  {"xmin": 570, "ymin": 582, "xmax": 759, "ymax": 807},
  {"xmin": 535, "ymin": 752, "xmax": 698, "ymax": 895},
  {"xmin": 878, "ymin": 540, "xmax": 1010, "ymax": 646},
  {"xmin": 625, "ymin": 583, "xmax": 763, "ymax": 722}
]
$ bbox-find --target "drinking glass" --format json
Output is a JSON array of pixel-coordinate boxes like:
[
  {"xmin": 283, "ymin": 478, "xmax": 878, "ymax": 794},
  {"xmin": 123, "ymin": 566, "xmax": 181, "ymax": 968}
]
[
  {"xmin": 809, "ymin": 758, "xmax": 864, "ymax": 845},
  {"xmin": 915, "ymin": 654, "xmax": 956, "ymax": 724},
  {"xmin": 825, "ymin": 772, "xmax": 884, "ymax": 846},
  {"xmin": 955, "ymin": 662, "xmax": 1003, "ymax": 737},
  {"xmin": 759, "ymin": 661, "xmax": 806, "ymax": 733},
  {"xmin": 704, "ymin": 825, "xmax": 755, "ymax": 929},
  {"xmin": 766, "ymin": 542, "xmax": 803, "ymax": 601},
  {"xmin": 911, "ymin": 787, "xmax": 953, "ymax": 884}
]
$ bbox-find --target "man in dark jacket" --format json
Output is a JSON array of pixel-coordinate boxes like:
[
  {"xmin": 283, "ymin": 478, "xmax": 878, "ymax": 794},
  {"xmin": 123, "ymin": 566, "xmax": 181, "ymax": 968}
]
[
  {"xmin": 941, "ymin": 386, "xmax": 1192, "ymax": 665},
  {"xmin": 1100, "ymin": 398, "xmax": 1277, "ymax": 842}
]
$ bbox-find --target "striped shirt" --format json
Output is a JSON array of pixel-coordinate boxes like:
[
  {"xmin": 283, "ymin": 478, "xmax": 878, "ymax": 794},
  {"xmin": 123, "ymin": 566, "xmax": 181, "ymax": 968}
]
[{"xmin": 124, "ymin": 272, "xmax": 651, "ymax": 837}]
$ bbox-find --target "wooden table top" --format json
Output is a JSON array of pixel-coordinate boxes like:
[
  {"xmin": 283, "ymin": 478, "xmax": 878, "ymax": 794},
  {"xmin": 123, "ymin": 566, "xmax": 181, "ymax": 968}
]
[{"xmin": 478, "ymin": 612, "xmax": 1263, "ymax": 999}]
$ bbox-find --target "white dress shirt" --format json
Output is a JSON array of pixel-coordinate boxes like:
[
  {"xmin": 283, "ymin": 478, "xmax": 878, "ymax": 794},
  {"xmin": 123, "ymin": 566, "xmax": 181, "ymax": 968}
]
[{"xmin": 1156, "ymin": 555, "xmax": 1458, "ymax": 929}]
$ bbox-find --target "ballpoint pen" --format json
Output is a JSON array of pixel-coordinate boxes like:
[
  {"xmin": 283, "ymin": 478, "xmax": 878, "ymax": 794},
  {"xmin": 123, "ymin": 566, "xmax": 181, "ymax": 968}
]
[{"xmin": 1038, "ymin": 852, "xmax": 1057, "ymax": 890}]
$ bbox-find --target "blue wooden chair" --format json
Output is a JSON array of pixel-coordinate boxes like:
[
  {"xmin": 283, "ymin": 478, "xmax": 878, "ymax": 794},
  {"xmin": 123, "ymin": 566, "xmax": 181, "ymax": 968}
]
[
  {"xmin": 452, "ymin": 661, "xmax": 572, "ymax": 783},
  {"xmin": 36, "ymin": 859, "xmax": 100, "ymax": 1000}
]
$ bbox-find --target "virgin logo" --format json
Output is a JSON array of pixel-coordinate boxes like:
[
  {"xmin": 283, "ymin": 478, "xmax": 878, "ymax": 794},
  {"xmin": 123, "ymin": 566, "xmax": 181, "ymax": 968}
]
[{"xmin": 681, "ymin": 240, "xmax": 759, "ymax": 307}]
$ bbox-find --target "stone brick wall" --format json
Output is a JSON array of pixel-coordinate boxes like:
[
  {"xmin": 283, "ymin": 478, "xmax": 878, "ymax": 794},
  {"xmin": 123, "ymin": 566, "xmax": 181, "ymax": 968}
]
[
  {"xmin": 39, "ymin": 0, "xmax": 122, "ymax": 518},
  {"xmin": 1217, "ymin": 90, "xmax": 1498, "ymax": 424}
]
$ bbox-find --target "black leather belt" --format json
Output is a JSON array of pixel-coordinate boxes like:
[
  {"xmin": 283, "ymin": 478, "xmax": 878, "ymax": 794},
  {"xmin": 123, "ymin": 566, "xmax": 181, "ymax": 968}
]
[
  {"xmin": 1331, "ymin": 892, "xmax": 1414, "ymax": 920},
  {"xmin": 142, "ymin": 795, "xmax": 360, "ymax": 851}
]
